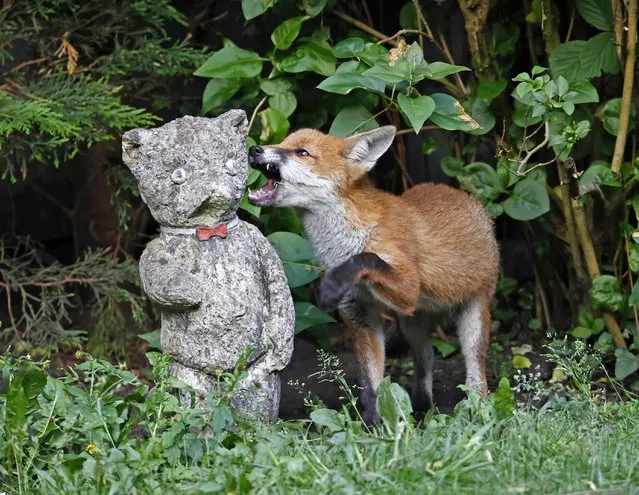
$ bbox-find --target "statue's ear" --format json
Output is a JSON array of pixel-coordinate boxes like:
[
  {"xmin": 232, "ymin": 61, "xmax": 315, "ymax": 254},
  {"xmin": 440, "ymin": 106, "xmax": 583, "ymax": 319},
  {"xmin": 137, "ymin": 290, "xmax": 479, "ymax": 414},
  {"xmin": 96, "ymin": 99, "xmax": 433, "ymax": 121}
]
[
  {"xmin": 121, "ymin": 128, "xmax": 152, "ymax": 173},
  {"xmin": 343, "ymin": 126, "xmax": 396, "ymax": 173}
]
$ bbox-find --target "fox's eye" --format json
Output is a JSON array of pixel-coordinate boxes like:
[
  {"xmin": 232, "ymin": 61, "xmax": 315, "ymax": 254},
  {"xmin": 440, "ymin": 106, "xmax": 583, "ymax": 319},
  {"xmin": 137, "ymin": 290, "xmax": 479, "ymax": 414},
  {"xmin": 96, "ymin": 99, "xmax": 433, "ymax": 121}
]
[{"xmin": 295, "ymin": 149, "xmax": 310, "ymax": 157}]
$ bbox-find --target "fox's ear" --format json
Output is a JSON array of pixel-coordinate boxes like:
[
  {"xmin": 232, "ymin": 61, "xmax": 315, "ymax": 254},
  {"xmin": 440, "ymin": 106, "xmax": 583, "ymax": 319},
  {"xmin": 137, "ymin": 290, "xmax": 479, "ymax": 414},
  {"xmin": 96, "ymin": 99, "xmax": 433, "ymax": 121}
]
[{"xmin": 343, "ymin": 126, "xmax": 396, "ymax": 171}]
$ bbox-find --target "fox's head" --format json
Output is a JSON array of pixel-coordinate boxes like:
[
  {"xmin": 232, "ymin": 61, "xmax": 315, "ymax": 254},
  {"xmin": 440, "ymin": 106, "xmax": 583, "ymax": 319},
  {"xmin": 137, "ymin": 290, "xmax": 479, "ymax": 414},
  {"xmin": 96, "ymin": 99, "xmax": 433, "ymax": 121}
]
[{"xmin": 247, "ymin": 126, "xmax": 396, "ymax": 209}]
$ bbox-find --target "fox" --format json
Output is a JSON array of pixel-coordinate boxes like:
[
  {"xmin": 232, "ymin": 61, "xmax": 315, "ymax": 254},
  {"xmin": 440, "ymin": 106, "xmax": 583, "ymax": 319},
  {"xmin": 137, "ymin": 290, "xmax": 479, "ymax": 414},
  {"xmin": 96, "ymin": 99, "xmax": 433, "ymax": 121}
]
[{"xmin": 247, "ymin": 125, "xmax": 500, "ymax": 424}]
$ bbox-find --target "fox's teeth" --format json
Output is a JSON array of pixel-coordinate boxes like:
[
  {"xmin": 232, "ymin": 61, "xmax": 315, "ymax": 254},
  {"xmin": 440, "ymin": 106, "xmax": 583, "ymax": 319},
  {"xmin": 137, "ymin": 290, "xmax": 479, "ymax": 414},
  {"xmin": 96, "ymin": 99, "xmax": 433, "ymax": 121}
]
[{"xmin": 266, "ymin": 164, "xmax": 271, "ymax": 172}]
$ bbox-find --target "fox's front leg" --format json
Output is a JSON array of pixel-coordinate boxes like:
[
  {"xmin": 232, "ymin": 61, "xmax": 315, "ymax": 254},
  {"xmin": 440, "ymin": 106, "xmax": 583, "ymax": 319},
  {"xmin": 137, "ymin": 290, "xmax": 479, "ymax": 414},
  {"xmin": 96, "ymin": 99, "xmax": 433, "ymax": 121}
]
[
  {"xmin": 139, "ymin": 238, "xmax": 203, "ymax": 309},
  {"xmin": 318, "ymin": 252, "xmax": 420, "ymax": 316}
]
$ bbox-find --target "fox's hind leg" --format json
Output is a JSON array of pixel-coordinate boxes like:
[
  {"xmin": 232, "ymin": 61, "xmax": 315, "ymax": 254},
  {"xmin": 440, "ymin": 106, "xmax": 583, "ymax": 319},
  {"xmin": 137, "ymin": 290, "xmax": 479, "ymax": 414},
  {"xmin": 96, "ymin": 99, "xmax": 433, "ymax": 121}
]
[
  {"xmin": 456, "ymin": 296, "xmax": 491, "ymax": 397},
  {"xmin": 398, "ymin": 313, "xmax": 434, "ymax": 413},
  {"xmin": 339, "ymin": 296, "xmax": 386, "ymax": 425}
]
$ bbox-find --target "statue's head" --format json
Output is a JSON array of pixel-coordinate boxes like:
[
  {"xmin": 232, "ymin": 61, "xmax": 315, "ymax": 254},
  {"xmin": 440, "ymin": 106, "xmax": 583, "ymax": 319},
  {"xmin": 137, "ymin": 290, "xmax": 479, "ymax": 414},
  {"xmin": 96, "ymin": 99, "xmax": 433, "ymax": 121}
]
[{"xmin": 122, "ymin": 110, "xmax": 248, "ymax": 227}]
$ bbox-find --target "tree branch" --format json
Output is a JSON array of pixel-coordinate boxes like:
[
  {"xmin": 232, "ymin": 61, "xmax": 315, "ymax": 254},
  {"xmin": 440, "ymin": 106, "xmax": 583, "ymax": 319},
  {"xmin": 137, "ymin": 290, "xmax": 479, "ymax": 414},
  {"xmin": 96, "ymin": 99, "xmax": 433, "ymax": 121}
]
[{"xmin": 610, "ymin": 0, "xmax": 637, "ymax": 174}]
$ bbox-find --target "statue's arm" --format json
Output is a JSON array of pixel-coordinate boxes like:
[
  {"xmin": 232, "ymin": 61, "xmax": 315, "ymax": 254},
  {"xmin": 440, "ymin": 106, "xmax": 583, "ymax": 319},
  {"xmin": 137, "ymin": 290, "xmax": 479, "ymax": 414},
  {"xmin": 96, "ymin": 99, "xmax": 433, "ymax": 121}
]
[
  {"xmin": 139, "ymin": 238, "xmax": 203, "ymax": 309},
  {"xmin": 258, "ymin": 236, "xmax": 295, "ymax": 371}
]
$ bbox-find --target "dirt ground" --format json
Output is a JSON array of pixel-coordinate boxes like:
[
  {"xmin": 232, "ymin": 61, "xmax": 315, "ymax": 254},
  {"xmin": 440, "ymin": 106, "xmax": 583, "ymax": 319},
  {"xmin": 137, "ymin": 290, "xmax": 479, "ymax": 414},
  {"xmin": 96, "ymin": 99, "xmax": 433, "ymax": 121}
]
[{"xmin": 278, "ymin": 324, "xmax": 486, "ymax": 420}]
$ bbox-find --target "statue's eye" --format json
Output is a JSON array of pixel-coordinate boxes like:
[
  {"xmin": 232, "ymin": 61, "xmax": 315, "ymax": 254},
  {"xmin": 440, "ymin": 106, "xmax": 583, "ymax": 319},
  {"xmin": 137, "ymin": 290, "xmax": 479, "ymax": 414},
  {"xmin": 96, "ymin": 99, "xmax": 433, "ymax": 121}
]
[
  {"xmin": 171, "ymin": 168, "xmax": 188, "ymax": 184},
  {"xmin": 295, "ymin": 149, "xmax": 310, "ymax": 157}
]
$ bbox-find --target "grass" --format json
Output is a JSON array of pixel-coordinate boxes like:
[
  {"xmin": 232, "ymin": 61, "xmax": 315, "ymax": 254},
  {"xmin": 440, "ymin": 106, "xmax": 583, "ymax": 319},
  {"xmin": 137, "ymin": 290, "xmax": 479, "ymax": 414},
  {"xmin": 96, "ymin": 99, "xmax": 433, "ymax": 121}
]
[{"xmin": 1, "ymin": 344, "xmax": 639, "ymax": 494}]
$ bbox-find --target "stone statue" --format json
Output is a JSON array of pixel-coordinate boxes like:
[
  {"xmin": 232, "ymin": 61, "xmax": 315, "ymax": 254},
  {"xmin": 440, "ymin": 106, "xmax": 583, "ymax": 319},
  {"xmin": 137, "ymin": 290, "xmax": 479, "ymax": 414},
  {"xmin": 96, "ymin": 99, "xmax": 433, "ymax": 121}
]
[{"xmin": 121, "ymin": 110, "xmax": 295, "ymax": 423}]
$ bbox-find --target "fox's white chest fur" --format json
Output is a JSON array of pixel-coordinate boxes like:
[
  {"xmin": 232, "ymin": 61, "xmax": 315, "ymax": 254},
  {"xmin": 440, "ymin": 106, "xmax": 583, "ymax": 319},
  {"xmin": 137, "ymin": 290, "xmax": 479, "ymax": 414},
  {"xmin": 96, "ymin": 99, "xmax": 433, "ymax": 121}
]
[{"xmin": 300, "ymin": 198, "xmax": 371, "ymax": 270}]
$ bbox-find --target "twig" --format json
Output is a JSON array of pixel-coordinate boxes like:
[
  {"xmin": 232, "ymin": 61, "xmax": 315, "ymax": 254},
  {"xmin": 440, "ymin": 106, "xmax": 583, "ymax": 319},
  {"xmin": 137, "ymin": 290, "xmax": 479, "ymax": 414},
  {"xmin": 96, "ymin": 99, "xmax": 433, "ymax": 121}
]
[
  {"xmin": 248, "ymin": 96, "xmax": 267, "ymax": 136},
  {"xmin": 437, "ymin": 31, "xmax": 468, "ymax": 96},
  {"xmin": 565, "ymin": 7, "xmax": 575, "ymax": 42},
  {"xmin": 516, "ymin": 121, "xmax": 550, "ymax": 174},
  {"xmin": 331, "ymin": 10, "xmax": 398, "ymax": 46},
  {"xmin": 376, "ymin": 29, "xmax": 428, "ymax": 45},
  {"xmin": 8, "ymin": 57, "xmax": 50, "ymax": 73},
  {"xmin": 610, "ymin": 0, "xmax": 637, "ymax": 175},
  {"xmin": 396, "ymin": 125, "xmax": 438, "ymax": 136},
  {"xmin": 612, "ymin": 0, "xmax": 625, "ymax": 66},
  {"xmin": 524, "ymin": 0, "xmax": 539, "ymax": 65}
]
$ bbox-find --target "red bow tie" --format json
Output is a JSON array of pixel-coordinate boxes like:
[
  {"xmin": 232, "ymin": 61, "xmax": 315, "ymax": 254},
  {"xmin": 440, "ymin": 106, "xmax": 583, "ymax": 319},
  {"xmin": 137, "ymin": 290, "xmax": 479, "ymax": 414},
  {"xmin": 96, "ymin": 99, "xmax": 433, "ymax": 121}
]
[{"xmin": 196, "ymin": 224, "xmax": 228, "ymax": 241}]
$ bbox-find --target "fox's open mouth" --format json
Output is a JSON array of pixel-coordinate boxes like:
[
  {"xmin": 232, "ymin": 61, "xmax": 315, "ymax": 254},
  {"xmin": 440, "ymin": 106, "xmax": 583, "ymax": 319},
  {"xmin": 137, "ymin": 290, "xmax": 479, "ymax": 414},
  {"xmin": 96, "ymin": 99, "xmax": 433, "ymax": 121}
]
[{"xmin": 248, "ymin": 161, "xmax": 281, "ymax": 206}]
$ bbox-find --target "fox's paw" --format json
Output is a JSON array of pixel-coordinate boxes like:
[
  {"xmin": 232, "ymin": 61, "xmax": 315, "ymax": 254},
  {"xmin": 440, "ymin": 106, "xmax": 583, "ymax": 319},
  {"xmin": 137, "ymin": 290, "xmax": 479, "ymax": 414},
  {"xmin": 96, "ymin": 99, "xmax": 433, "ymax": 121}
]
[{"xmin": 318, "ymin": 269, "xmax": 352, "ymax": 310}]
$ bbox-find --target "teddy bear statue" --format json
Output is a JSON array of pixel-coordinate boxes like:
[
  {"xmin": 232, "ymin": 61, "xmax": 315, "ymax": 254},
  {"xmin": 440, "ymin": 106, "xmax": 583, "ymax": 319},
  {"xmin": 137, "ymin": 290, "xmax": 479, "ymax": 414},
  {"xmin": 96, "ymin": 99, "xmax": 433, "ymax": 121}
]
[{"xmin": 121, "ymin": 109, "xmax": 295, "ymax": 423}]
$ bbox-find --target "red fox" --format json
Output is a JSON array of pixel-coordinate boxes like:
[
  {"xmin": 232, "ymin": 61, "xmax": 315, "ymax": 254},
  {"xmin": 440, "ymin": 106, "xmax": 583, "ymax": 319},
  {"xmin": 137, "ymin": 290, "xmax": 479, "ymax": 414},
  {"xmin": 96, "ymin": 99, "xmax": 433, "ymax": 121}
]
[{"xmin": 248, "ymin": 126, "xmax": 500, "ymax": 424}]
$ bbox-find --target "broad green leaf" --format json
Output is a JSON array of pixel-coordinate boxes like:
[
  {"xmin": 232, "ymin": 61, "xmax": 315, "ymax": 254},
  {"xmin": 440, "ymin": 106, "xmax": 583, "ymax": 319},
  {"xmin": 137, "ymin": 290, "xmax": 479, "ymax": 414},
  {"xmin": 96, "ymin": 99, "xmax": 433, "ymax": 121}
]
[
  {"xmin": 362, "ymin": 61, "xmax": 411, "ymax": 84},
  {"xmin": 441, "ymin": 156, "xmax": 465, "ymax": 177},
  {"xmin": 598, "ymin": 98, "xmax": 637, "ymax": 136},
  {"xmin": 615, "ymin": 348, "xmax": 639, "ymax": 380},
  {"xmin": 571, "ymin": 326, "xmax": 593, "ymax": 338},
  {"xmin": 354, "ymin": 43, "xmax": 389, "ymax": 66},
  {"xmin": 260, "ymin": 78, "xmax": 292, "ymax": 96},
  {"xmin": 431, "ymin": 338, "xmax": 459, "ymax": 358},
  {"xmin": 589, "ymin": 274, "xmax": 624, "ymax": 312},
  {"xmin": 486, "ymin": 203, "xmax": 504, "ymax": 218},
  {"xmin": 139, "ymin": 330, "xmax": 162, "ymax": 350},
  {"xmin": 629, "ymin": 244, "xmax": 639, "ymax": 273},
  {"xmin": 259, "ymin": 107, "xmax": 289, "ymax": 143},
  {"xmin": 267, "ymin": 232, "xmax": 315, "ymax": 262},
  {"xmin": 429, "ymin": 93, "xmax": 480, "ymax": 132},
  {"xmin": 294, "ymin": 302, "xmax": 336, "ymax": 334},
  {"xmin": 502, "ymin": 178, "xmax": 550, "ymax": 221},
  {"xmin": 202, "ymin": 78, "xmax": 242, "ymax": 114},
  {"xmin": 576, "ymin": 0, "xmax": 613, "ymax": 31},
  {"xmin": 578, "ymin": 161, "xmax": 620, "ymax": 188},
  {"xmin": 280, "ymin": 38, "xmax": 336, "ymax": 76},
  {"xmin": 241, "ymin": 0, "xmax": 278, "ymax": 19},
  {"xmin": 317, "ymin": 72, "xmax": 385, "ymax": 95},
  {"xmin": 21, "ymin": 370, "xmax": 47, "ymax": 403},
  {"xmin": 195, "ymin": 43, "xmax": 263, "ymax": 78},
  {"xmin": 240, "ymin": 193, "xmax": 261, "ymax": 218},
  {"xmin": 282, "ymin": 263, "xmax": 321, "ymax": 288},
  {"xmin": 310, "ymin": 408, "xmax": 344, "ymax": 431},
  {"xmin": 463, "ymin": 97, "xmax": 495, "ymax": 136},
  {"xmin": 399, "ymin": 2, "xmax": 418, "ymax": 29},
  {"xmin": 512, "ymin": 355, "xmax": 532, "ymax": 369},
  {"xmin": 491, "ymin": 377, "xmax": 514, "ymax": 419},
  {"xmin": 476, "ymin": 79, "xmax": 507, "ymax": 102},
  {"xmin": 6, "ymin": 376, "xmax": 27, "ymax": 434},
  {"xmin": 397, "ymin": 94, "xmax": 435, "ymax": 134},
  {"xmin": 422, "ymin": 61, "xmax": 470, "ymax": 80},
  {"xmin": 333, "ymin": 37, "xmax": 367, "ymax": 58},
  {"xmin": 579, "ymin": 32, "xmax": 620, "ymax": 78},
  {"xmin": 269, "ymin": 92, "xmax": 297, "ymax": 118},
  {"xmin": 565, "ymin": 79, "xmax": 599, "ymax": 104},
  {"xmin": 458, "ymin": 162, "xmax": 503, "ymax": 202},
  {"xmin": 376, "ymin": 377, "xmax": 413, "ymax": 430},
  {"xmin": 549, "ymin": 41, "xmax": 587, "ymax": 81},
  {"xmin": 271, "ymin": 16, "xmax": 310, "ymax": 50},
  {"xmin": 299, "ymin": 0, "xmax": 328, "ymax": 17},
  {"xmin": 335, "ymin": 60, "xmax": 364, "ymax": 73},
  {"xmin": 329, "ymin": 105, "xmax": 379, "ymax": 137}
]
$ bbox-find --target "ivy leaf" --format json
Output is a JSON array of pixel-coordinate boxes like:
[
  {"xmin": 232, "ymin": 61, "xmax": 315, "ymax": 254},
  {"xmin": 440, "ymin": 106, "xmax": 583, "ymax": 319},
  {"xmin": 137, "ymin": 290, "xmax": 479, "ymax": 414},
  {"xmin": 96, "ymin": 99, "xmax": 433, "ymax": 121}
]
[
  {"xmin": 195, "ymin": 43, "xmax": 264, "ymax": 78},
  {"xmin": 316, "ymin": 72, "xmax": 385, "ymax": 95},
  {"xmin": 271, "ymin": 16, "xmax": 310, "ymax": 50},
  {"xmin": 202, "ymin": 79, "xmax": 242, "ymax": 114},
  {"xmin": 267, "ymin": 232, "xmax": 315, "ymax": 262},
  {"xmin": 576, "ymin": 0, "xmax": 613, "ymax": 31},
  {"xmin": 294, "ymin": 302, "xmax": 335, "ymax": 334},
  {"xmin": 280, "ymin": 38, "xmax": 336, "ymax": 76},
  {"xmin": 614, "ymin": 348, "xmax": 639, "ymax": 380},
  {"xmin": 329, "ymin": 105, "xmax": 379, "ymax": 137},
  {"xmin": 397, "ymin": 94, "xmax": 435, "ymax": 134},
  {"xmin": 429, "ymin": 93, "xmax": 480, "ymax": 132},
  {"xmin": 362, "ymin": 61, "xmax": 411, "ymax": 84},
  {"xmin": 353, "ymin": 43, "xmax": 389, "ymax": 66},
  {"xmin": 268, "ymin": 92, "xmax": 297, "ymax": 118},
  {"xmin": 458, "ymin": 162, "xmax": 503, "ymax": 202},
  {"xmin": 239, "ymin": 194, "xmax": 261, "ymax": 218},
  {"xmin": 241, "ymin": 0, "xmax": 278, "ymax": 19},
  {"xmin": 589, "ymin": 274, "xmax": 624, "ymax": 312},
  {"xmin": 502, "ymin": 178, "xmax": 550, "ymax": 221}
]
